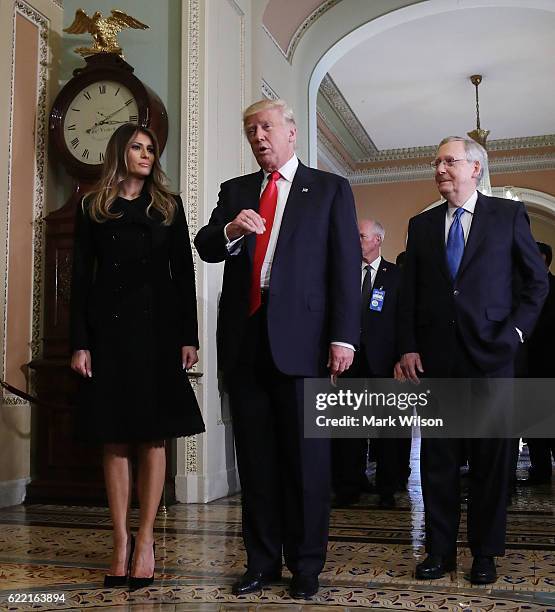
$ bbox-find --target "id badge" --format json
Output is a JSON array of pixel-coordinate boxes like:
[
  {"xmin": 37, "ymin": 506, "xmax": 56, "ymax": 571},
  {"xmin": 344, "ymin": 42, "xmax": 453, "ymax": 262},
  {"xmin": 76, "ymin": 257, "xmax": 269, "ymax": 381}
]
[{"xmin": 369, "ymin": 288, "xmax": 385, "ymax": 312}]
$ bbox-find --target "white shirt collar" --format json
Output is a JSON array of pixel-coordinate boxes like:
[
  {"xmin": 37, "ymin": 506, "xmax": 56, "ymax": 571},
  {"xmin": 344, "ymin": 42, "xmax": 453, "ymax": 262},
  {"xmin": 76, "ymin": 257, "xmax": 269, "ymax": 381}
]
[
  {"xmin": 362, "ymin": 255, "xmax": 381, "ymax": 271},
  {"xmin": 447, "ymin": 191, "xmax": 477, "ymax": 218},
  {"xmin": 263, "ymin": 154, "xmax": 298, "ymax": 183}
]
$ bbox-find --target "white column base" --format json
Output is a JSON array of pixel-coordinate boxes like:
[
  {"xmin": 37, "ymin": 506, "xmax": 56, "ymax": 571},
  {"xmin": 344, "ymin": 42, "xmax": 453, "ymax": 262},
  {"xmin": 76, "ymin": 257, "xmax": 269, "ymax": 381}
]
[
  {"xmin": 0, "ymin": 477, "xmax": 30, "ymax": 508},
  {"xmin": 175, "ymin": 466, "xmax": 240, "ymax": 503}
]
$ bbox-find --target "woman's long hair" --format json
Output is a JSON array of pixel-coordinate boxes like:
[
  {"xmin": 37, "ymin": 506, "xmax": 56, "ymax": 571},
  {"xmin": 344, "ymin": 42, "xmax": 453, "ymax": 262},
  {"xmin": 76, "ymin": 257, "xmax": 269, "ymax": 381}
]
[{"xmin": 86, "ymin": 123, "xmax": 176, "ymax": 225}]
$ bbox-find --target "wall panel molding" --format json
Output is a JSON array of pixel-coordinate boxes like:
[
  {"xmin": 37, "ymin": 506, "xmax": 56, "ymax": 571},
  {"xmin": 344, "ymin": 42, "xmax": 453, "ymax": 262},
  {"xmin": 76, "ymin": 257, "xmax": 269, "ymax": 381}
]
[
  {"xmin": 3, "ymin": 1, "xmax": 49, "ymax": 383},
  {"xmin": 182, "ymin": 0, "xmax": 201, "ymax": 477}
]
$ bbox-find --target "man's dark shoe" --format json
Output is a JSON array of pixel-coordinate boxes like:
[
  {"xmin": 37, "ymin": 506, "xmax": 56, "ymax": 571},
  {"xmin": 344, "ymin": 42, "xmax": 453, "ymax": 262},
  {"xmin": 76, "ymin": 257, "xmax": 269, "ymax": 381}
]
[
  {"xmin": 415, "ymin": 554, "xmax": 457, "ymax": 580},
  {"xmin": 290, "ymin": 574, "xmax": 319, "ymax": 599},
  {"xmin": 231, "ymin": 569, "xmax": 281, "ymax": 595},
  {"xmin": 470, "ymin": 556, "xmax": 497, "ymax": 584},
  {"xmin": 378, "ymin": 494, "xmax": 396, "ymax": 509},
  {"xmin": 331, "ymin": 492, "xmax": 360, "ymax": 508}
]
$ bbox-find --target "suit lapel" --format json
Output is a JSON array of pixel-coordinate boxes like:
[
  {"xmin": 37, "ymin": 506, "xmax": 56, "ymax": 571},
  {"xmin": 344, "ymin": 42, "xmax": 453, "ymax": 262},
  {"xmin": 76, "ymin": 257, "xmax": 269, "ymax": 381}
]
[
  {"xmin": 457, "ymin": 192, "xmax": 490, "ymax": 278},
  {"xmin": 372, "ymin": 259, "xmax": 390, "ymax": 291},
  {"xmin": 426, "ymin": 202, "xmax": 451, "ymax": 283},
  {"xmin": 273, "ymin": 162, "xmax": 315, "ymax": 255}
]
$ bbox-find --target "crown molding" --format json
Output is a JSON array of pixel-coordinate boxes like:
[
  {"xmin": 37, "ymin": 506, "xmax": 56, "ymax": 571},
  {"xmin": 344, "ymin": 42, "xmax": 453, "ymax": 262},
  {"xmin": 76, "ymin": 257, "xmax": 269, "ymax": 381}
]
[
  {"xmin": 335, "ymin": 153, "xmax": 555, "ymax": 185},
  {"xmin": 490, "ymin": 153, "xmax": 555, "ymax": 174},
  {"xmin": 320, "ymin": 72, "xmax": 555, "ymax": 163},
  {"xmin": 316, "ymin": 109, "xmax": 360, "ymax": 161},
  {"xmin": 348, "ymin": 163, "xmax": 432, "ymax": 185},
  {"xmin": 262, "ymin": 0, "xmax": 341, "ymax": 64},
  {"xmin": 261, "ymin": 78, "xmax": 279, "ymax": 101},
  {"xmin": 317, "ymin": 127, "xmax": 351, "ymax": 177},
  {"xmin": 319, "ymin": 74, "xmax": 376, "ymax": 155}
]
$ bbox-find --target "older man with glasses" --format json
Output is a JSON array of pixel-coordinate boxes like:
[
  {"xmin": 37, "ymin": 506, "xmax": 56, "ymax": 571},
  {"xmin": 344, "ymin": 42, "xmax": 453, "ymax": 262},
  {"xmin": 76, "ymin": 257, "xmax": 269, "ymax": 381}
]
[{"xmin": 398, "ymin": 136, "xmax": 547, "ymax": 585}]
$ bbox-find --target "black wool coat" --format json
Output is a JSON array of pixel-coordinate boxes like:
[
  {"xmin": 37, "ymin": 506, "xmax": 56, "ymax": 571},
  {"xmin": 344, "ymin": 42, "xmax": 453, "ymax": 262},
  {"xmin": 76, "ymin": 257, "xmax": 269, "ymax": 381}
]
[{"xmin": 70, "ymin": 192, "xmax": 205, "ymax": 443}]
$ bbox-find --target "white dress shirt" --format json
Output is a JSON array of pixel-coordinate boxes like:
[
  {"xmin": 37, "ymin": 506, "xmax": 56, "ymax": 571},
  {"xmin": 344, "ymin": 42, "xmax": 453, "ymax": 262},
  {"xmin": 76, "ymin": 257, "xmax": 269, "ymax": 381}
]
[
  {"xmin": 225, "ymin": 154, "xmax": 354, "ymax": 351},
  {"xmin": 362, "ymin": 255, "xmax": 382, "ymax": 290},
  {"xmin": 444, "ymin": 191, "xmax": 477, "ymax": 245},
  {"xmin": 224, "ymin": 155, "xmax": 298, "ymax": 289}
]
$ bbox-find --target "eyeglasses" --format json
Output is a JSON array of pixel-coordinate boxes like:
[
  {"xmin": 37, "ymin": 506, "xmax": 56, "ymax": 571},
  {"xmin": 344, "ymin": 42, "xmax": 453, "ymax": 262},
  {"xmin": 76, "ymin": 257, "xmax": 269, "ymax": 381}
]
[{"xmin": 430, "ymin": 157, "xmax": 468, "ymax": 169}]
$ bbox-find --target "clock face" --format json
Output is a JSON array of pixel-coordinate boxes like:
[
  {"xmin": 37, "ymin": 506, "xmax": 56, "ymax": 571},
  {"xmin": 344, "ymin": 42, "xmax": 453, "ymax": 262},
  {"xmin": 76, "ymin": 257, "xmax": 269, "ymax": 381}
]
[{"xmin": 62, "ymin": 81, "xmax": 140, "ymax": 165}]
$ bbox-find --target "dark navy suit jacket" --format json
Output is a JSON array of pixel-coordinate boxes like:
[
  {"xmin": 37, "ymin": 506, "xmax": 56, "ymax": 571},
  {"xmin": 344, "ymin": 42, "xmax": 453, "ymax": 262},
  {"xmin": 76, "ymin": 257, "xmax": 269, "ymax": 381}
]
[
  {"xmin": 398, "ymin": 193, "xmax": 548, "ymax": 376},
  {"xmin": 361, "ymin": 259, "xmax": 401, "ymax": 377},
  {"xmin": 194, "ymin": 161, "xmax": 362, "ymax": 377}
]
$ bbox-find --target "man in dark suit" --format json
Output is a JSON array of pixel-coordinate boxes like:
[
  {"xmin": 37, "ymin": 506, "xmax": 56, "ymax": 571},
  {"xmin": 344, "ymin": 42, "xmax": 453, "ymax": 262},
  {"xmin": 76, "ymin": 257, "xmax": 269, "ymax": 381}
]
[
  {"xmin": 194, "ymin": 99, "xmax": 361, "ymax": 599},
  {"xmin": 520, "ymin": 242, "xmax": 555, "ymax": 485},
  {"xmin": 398, "ymin": 136, "xmax": 547, "ymax": 584},
  {"xmin": 332, "ymin": 219, "xmax": 410, "ymax": 509}
]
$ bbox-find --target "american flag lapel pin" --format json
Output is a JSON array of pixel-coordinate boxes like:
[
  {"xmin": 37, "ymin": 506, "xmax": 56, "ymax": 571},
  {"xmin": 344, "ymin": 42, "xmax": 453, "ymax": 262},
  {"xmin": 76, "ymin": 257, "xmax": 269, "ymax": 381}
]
[{"xmin": 302, "ymin": 187, "xmax": 309, "ymax": 193}]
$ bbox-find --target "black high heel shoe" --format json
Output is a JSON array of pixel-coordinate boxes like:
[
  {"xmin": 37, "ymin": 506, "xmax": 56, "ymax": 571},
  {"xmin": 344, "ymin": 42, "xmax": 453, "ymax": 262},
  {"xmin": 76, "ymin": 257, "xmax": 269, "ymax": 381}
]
[
  {"xmin": 129, "ymin": 542, "xmax": 156, "ymax": 591},
  {"xmin": 104, "ymin": 535, "xmax": 135, "ymax": 588}
]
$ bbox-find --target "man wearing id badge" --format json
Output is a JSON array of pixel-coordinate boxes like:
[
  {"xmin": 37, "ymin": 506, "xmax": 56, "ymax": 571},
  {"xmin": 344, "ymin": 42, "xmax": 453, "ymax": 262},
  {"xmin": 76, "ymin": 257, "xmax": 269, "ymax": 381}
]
[{"xmin": 333, "ymin": 219, "xmax": 410, "ymax": 509}]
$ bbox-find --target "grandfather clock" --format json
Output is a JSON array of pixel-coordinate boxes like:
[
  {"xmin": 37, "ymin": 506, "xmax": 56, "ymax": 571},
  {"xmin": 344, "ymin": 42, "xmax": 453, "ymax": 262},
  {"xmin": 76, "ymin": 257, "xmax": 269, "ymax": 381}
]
[{"xmin": 27, "ymin": 53, "xmax": 168, "ymax": 503}]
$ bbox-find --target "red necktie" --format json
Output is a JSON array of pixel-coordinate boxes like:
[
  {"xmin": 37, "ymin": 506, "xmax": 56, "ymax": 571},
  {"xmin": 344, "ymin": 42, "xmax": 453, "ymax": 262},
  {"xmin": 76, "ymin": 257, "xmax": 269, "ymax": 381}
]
[{"xmin": 249, "ymin": 170, "xmax": 281, "ymax": 315}]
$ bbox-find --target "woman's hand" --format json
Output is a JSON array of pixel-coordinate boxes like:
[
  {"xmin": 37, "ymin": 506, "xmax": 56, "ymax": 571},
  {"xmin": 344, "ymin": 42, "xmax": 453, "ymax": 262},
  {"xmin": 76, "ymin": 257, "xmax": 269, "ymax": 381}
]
[
  {"xmin": 182, "ymin": 346, "xmax": 198, "ymax": 370},
  {"xmin": 71, "ymin": 349, "xmax": 92, "ymax": 378}
]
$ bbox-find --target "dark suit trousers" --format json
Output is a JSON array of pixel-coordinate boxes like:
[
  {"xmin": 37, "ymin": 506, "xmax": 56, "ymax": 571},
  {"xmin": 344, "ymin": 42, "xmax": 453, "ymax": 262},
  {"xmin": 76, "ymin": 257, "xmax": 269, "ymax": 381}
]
[
  {"xmin": 527, "ymin": 439, "xmax": 555, "ymax": 479},
  {"xmin": 226, "ymin": 303, "xmax": 330, "ymax": 577},
  {"xmin": 420, "ymin": 338, "xmax": 513, "ymax": 557},
  {"xmin": 332, "ymin": 351, "xmax": 411, "ymax": 498}
]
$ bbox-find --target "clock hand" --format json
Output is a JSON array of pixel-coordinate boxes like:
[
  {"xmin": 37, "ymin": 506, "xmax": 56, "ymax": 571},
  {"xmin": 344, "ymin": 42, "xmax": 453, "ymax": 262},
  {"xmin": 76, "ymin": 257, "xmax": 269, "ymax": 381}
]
[
  {"xmin": 86, "ymin": 104, "xmax": 131, "ymax": 134},
  {"xmin": 97, "ymin": 103, "xmax": 130, "ymax": 124}
]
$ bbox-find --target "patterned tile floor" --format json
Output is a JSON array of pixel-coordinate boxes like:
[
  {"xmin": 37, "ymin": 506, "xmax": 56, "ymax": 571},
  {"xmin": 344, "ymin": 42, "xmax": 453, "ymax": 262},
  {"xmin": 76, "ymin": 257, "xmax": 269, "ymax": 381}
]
[{"xmin": 0, "ymin": 444, "xmax": 553, "ymax": 612}]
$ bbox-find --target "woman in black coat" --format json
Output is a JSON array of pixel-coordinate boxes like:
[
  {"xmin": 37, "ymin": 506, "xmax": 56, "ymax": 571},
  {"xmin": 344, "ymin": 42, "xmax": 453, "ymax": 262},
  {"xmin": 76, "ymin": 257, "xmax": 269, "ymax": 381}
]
[{"xmin": 70, "ymin": 123, "xmax": 204, "ymax": 590}]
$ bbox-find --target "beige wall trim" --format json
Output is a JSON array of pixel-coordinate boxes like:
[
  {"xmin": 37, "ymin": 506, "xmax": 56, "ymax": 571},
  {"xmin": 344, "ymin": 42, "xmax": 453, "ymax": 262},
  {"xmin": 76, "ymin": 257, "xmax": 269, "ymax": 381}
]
[{"xmin": 0, "ymin": 477, "xmax": 30, "ymax": 508}]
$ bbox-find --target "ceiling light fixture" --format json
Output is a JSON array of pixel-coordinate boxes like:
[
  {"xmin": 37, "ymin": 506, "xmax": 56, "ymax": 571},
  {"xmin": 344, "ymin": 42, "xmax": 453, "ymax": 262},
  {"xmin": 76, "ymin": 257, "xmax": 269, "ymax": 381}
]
[
  {"xmin": 467, "ymin": 74, "xmax": 490, "ymax": 148},
  {"xmin": 467, "ymin": 74, "xmax": 492, "ymax": 195}
]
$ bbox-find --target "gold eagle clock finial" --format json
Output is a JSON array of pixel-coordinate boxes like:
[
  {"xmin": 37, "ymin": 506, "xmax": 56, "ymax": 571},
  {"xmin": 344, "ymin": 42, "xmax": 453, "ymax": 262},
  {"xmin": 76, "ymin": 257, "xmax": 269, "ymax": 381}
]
[{"xmin": 64, "ymin": 8, "xmax": 149, "ymax": 58}]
